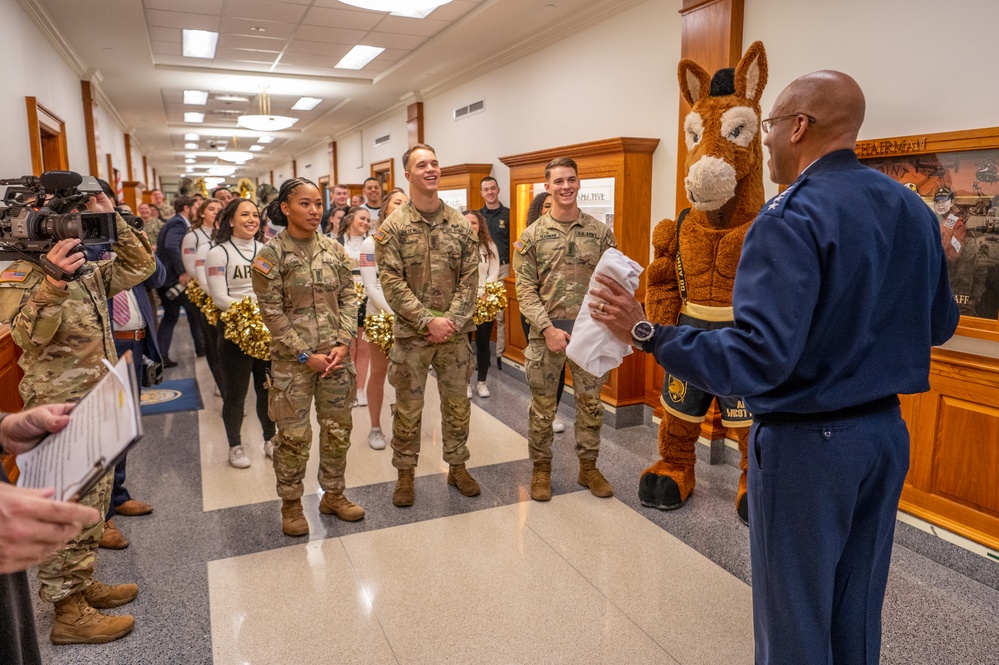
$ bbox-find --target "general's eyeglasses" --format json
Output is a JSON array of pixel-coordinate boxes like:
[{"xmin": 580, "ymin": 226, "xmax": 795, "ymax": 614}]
[{"xmin": 761, "ymin": 113, "xmax": 816, "ymax": 134}]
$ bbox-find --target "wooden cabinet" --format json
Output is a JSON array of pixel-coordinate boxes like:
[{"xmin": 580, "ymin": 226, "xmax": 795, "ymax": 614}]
[{"xmin": 0, "ymin": 325, "xmax": 24, "ymax": 482}]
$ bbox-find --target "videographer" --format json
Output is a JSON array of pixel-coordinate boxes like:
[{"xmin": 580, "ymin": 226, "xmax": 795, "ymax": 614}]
[
  {"xmin": 155, "ymin": 195, "xmax": 205, "ymax": 367},
  {"xmin": 0, "ymin": 185, "xmax": 155, "ymax": 645},
  {"xmin": 0, "ymin": 404, "xmax": 101, "ymax": 665}
]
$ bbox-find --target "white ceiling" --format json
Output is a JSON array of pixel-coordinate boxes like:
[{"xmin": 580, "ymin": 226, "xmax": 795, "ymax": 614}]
[{"xmin": 30, "ymin": 0, "xmax": 637, "ymax": 183}]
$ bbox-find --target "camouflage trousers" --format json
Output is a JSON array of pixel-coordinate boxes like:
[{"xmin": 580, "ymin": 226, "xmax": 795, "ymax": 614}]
[
  {"xmin": 387, "ymin": 335, "xmax": 474, "ymax": 470},
  {"xmin": 268, "ymin": 358, "xmax": 355, "ymax": 500},
  {"xmin": 37, "ymin": 469, "xmax": 113, "ymax": 603},
  {"xmin": 524, "ymin": 339, "xmax": 607, "ymax": 463}
]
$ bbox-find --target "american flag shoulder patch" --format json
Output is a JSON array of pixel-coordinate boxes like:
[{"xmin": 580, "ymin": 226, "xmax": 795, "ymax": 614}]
[
  {"xmin": 359, "ymin": 252, "xmax": 375, "ymax": 267},
  {"xmin": 207, "ymin": 265, "xmax": 225, "ymax": 276},
  {"xmin": 0, "ymin": 270, "xmax": 28, "ymax": 282},
  {"xmin": 373, "ymin": 228, "xmax": 388, "ymax": 244},
  {"xmin": 253, "ymin": 257, "xmax": 274, "ymax": 275},
  {"xmin": 514, "ymin": 239, "xmax": 530, "ymax": 254},
  {"xmin": 195, "ymin": 259, "xmax": 205, "ymax": 267},
  {"xmin": 183, "ymin": 247, "xmax": 196, "ymax": 254}
]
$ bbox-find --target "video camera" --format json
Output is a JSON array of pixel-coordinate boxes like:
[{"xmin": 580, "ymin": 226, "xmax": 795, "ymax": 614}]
[{"xmin": 0, "ymin": 170, "xmax": 118, "ymax": 280}]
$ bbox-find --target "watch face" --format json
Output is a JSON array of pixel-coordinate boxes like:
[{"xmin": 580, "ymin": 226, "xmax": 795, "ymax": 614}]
[{"xmin": 633, "ymin": 321, "xmax": 654, "ymax": 341}]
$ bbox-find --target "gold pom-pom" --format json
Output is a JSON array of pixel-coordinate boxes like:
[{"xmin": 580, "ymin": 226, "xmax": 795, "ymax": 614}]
[
  {"xmin": 186, "ymin": 279, "xmax": 205, "ymax": 309},
  {"xmin": 354, "ymin": 280, "xmax": 366, "ymax": 303},
  {"xmin": 473, "ymin": 281, "xmax": 508, "ymax": 325},
  {"xmin": 363, "ymin": 312, "xmax": 395, "ymax": 355},
  {"xmin": 186, "ymin": 279, "xmax": 220, "ymax": 325},
  {"xmin": 220, "ymin": 297, "xmax": 272, "ymax": 360}
]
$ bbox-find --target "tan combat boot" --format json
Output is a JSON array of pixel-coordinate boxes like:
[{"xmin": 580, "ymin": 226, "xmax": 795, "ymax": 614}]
[
  {"xmin": 319, "ymin": 492, "xmax": 365, "ymax": 521},
  {"xmin": 447, "ymin": 463, "xmax": 481, "ymax": 497},
  {"xmin": 530, "ymin": 461, "xmax": 552, "ymax": 501},
  {"xmin": 578, "ymin": 459, "xmax": 613, "ymax": 498},
  {"xmin": 50, "ymin": 592, "xmax": 134, "ymax": 644},
  {"xmin": 98, "ymin": 519, "xmax": 129, "ymax": 549},
  {"xmin": 82, "ymin": 580, "xmax": 138, "ymax": 609},
  {"xmin": 392, "ymin": 468, "xmax": 415, "ymax": 507},
  {"xmin": 281, "ymin": 499, "xmax": 309, "ymax": 536}
]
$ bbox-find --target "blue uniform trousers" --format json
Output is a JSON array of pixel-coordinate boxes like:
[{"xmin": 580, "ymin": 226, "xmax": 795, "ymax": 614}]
[
  {"xmin": 105, "ymin": 337, "xmax": 145, "ymax": 520},
  {"xmin": 748, "ymin": 406, "xmax": 909, "ymax": 665}
]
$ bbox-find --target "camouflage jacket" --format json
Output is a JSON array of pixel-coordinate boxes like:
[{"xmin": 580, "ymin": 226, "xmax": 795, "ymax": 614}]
[
  {"xmin": 373, "ymin": 200, "xmax": 479, "ymax": 339},
  {"xmin": 252, "ymin": 230, "xmax": 357, "ymax": 361},
  {"xmin": 513, "ymin": 211, "xmax": 616, "ymax": 339},
  {"xmin": 0, "ymin": 215, "xmax": 156, "ymax": 406}
]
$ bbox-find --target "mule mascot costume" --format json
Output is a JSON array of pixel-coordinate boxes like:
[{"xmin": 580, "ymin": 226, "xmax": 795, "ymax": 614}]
[{"xmin": 640, "ymin": 41, "xmax": 768, "ymax": 525}]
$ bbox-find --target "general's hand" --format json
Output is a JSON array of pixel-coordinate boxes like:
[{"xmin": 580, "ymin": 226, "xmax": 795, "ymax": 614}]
[
  {"xmin": 0, "ymin": 483, "xmax": 100, "ymax": 574},
  {"xmin": 305, "ymin": 353, "xmax": 331, "ymax": 374},
  {"xmin": 323, "ymin": 345, "xmax": 349, "ymax": 377},
  {"xmin": 43, "ymin": 239, "xmax": 87, "ymax": 289},
  {"xmin": 542, "ymin": 325, "xmax": 570, "ymax": 353},
  {"xmin": 588, "ymin": 274, "xmax": 645, "ymax": 345},
  {"xmin": 0, "ymin": 403, "xmax": 73, "ymax": 456},
  {"xmin": 426, "ymin": 317, "xmax": 455, "ymax": 344}
]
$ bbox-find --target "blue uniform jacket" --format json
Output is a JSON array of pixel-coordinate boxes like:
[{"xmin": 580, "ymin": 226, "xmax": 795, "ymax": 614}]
[
  {"xmin": 155, "ymin": 214, "xmax": 189, "ymax": 287},
  {"xmin": 648, "ymin": 149, "xmax": 960, "ymax": 415}
]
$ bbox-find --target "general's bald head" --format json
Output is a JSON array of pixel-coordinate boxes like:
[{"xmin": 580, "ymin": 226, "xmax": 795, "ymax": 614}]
[{"xmin": 777, "ymin": 70, "xmax": 865, "ymax": 145}]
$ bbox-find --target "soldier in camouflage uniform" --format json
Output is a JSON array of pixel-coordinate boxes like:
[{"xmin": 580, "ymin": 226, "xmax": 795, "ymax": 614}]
[
  {"xmin": 513, "ymin": 157, "xmax": 617, "ymax": 502},
  {"xmin": 252, "ymin": 178, "xmax": 365, "ymax": 537},
  {"xmin": 374, "ymin": 144, "xmax": 481, "ymax": 507},
  {"xmin": 0, "ymin": 191, "xmax": 155, "ymax": 644}
]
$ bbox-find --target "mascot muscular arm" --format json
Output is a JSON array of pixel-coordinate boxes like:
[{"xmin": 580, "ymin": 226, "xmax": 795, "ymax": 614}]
[{"xmin": 640, "ymin": 41, "xmax": 768, "ymax": 526}]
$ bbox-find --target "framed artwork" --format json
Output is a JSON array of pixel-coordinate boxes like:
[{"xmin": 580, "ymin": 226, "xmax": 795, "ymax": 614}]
[
  {"xmin": 371, "ymin": 159, "xmax": 394, "ymax": 192},
  {"xmin": 857, "ymin": 127, "xmax": 999, "ymax": 340}
]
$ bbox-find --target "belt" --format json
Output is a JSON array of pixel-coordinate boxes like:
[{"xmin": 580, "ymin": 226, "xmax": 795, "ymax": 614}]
[
  {"xmin": 755, "ymin": 395, "xmax": 900, "ymax": 425},
  {"xmin": 113, "ymin": 329, "xmax": 146, "ymax": 341}
]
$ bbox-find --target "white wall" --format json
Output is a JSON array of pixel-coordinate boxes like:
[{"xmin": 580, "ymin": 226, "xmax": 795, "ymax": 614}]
[
  {"xmin": 337, "ymin": 115, "xmax": 410, "ymax": 186},
  {"xmin": 293, "ymin": 142, "xmax": 332, "ymax": 185},
  {"xmin": 93, "ymin": 102, "xmax": 130, "ymax": 186}
]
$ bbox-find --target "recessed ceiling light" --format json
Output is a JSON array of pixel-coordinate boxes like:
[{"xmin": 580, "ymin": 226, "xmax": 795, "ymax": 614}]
[
  {"xmin": 208, "ymin": 165, "xmax": 236, "ymax": 177},
  {"xmin": 291, "ymin": 97, "xmax": 323, "ymax": 111},
  {"xmin": 184, "ymin": 112, "xmax": 204, "ymax": 123},
  {"xmin": 214, "ymin": 94, "xmax": 251, "ymax": 103},
  {"xmin": 184, "ymin": 142, "xmax": 199, "ymax": 149},
  {"xmin": 338, "ymin": 0, "xmax": 452, "ymax": 18},
  {"xmin": 184, "ymin": 133, "xmax": 200, "ymax": 141},
  {"xmin": 185, "ymin": 158, "xmax": 196, "ymax": 164},
  {"xmin": 335, "ymin": 45, "xmax": 385, "ymax": 70},
  {"xmin": 182, "ymin": 29, "xmax": 218, "ymax": 59},
  {"xmin": 184, "ymin": 90, "xmax": 208, "ymax": 105},
  {"xmin": 186, "ymin": 167, "xmax": 194, "ymax": 173},
  {"xmin": 257, "ymin": 136, "xmax": 275, "ymax": 144},
  {"xmin": 185, "ymin": 153, "xmax": 197, "ymax": 159},
  {"xmin": 249, "ymin": 145, "xmax": 264, "ymax": 151},
  {"xmin": 250, "ymin": 26, "xmax": 266, "ymax": 32}
]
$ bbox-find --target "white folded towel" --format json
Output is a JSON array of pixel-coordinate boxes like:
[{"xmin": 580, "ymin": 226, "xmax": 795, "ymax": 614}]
[{"xmin": 566, "ymin": 248, "xmax": 643, "ymax": 376}]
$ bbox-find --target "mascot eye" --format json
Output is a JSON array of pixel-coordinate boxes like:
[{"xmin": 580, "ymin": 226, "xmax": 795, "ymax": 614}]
[
  {"xmin": 692, "ymin": 132, "xmax": 700, "ymax": 144},
  {"xmin": 729, "ymin": 126, "xmax": 742, "ymax": 139}
]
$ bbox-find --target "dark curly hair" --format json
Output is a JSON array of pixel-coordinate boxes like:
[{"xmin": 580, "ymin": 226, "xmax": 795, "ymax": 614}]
[
  {"xmin": 266, "ymin": 177, "xmax": 318, "ymax": 227},
  {"xmin": 526, "ymin": 192, "xmax": 552, "ymax": 225}
]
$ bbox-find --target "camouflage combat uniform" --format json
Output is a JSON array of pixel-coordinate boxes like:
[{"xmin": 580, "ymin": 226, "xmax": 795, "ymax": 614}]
[
  {"xmin": 252, "ymin": 230, "xmax": 358, "ymax": 499},
  {"xmin": 373, "ymin": 200, "xmax": 479, "ymax": 470},
  {"xmin": 0, "ymin": 214, "xmax": 155, "ymax": 603},
  {"xmin": 513, "ymin": 211, "xmax": 616, "ymax": 463}
]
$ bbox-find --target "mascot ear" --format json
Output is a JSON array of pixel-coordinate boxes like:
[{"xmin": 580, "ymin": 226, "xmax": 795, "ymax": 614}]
[
  {"xmin": 678, "ymin": 59, "xmax": 712, "ymax": 106},
  {"xmin": 734, "ymin": 41, "xmax": 768, "ymax": 103}
]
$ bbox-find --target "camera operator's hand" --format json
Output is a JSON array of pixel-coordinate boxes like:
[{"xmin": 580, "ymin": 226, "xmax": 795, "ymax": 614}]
[
  {"xmin": 84, "ymin": 192, "xmax": 115, "ymax": 214},
  {"xmin": 44, "ymin": 239, "xmax": 87, "ymax": 290}
]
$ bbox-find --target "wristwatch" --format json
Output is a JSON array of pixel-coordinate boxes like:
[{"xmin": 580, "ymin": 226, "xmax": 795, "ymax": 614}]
[
  {"xmin": 298, "ymin": 351, "xmax": 311, "ymax": 364},
  {"xmin": 631, "ymin": 320, "xmax": 655, "ymax": 349}
]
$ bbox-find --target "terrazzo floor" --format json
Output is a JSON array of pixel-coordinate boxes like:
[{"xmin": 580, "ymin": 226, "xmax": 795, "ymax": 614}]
[{"xmin": 27, "ymin": 329, "xmax": 999, "ymax": 664}]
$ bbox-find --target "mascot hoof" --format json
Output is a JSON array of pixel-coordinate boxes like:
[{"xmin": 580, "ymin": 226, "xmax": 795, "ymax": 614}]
[
  {"xmin": 639, "ymin": 472, "xmax": 688, "ymax": 511},
  {"xmin": 737, "ymin": 493, "xmax": 749, "ymax": 526}
]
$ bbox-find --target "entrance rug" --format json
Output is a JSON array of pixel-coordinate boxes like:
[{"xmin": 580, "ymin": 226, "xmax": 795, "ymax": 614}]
[{"xmin": 141, "ymin": 378, "xmax": 203, "ymax": 416}]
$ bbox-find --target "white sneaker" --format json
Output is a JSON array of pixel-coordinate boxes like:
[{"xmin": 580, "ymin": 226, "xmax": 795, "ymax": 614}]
[
  {"xmin": 264, "ymin": 439, "xmax": 275, "ymax": 459},
  {"xmin": 368, "ymin": 427, "xmax": 386, "ymax": 450},
  {"xmin": 466, "ymin": 384, "xmax": 472, "ymax": 399},
  {"xmin": 477, "ymin": 381, "xmax": 490, "ymax": 398},
  {"xmin": 552, "ymin": 418, "xmax": 566, "ymax": 433},
  {"xmin": 355, "ymin": 388, "xmax": 367, "ymax": 407},
  {"xmin": 228, "ymin": 445, "xmax": 251, "ymax": 469}
]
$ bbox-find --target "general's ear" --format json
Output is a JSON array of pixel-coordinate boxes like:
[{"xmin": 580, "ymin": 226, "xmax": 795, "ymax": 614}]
[
  {"xmin": 735, "ymin": 41, "xmax": 768, "ymax": 103},
  {"xmin": 678, "ymin": 59, "xmax": 712, "ymax": 106}
]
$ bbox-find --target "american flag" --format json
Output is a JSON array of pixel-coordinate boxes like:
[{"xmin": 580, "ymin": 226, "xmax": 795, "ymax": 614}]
[
  {"xmin": 208, "ymin": 266, "xmax": 225, "ymax": 276},
  {"xmin": 359, "ymin": 253, "xmax": 375, "ymax": 267}
]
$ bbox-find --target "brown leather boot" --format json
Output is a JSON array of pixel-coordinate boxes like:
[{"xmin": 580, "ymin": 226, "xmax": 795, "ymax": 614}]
[
  {"xmin": 319, "ymin": 492, "xmax": 365, "ymax": 521},
  {"xmin": 82, "ymin": 580, "xmax": 138, "ymax": 609},
  {"xmin": 447, "ymin": 463, "xmax": 481, "ymax": 497},
  {"xmin": 530, "ymin": 461, "xmax": 552, "ymax": 501},
  {"xmin": 578, "ymin": 459, "xmax": 613, "ymax": 498},
  {"xmin": 281, "ymin": 499, "xmax": 309, "ymax": 537},
  {"xmin": 99, "ymin": 519, "xmax": 129, "ymax": 549},
  {"xmin": 50, "ymin": 592, "xmax": 134, "ymax": 644},
  {"xmin": 392, "ymin": 468, "xmax": 415, "ymax": 507}
]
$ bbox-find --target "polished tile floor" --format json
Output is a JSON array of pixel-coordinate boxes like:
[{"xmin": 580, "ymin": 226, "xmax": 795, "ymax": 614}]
[{"xmin": 28, "ymin": 330, "xmax": 999, "ymax": 664}]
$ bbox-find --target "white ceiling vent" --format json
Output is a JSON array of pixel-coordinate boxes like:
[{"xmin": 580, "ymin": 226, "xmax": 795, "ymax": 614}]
[
  {"xmin": 453, "ymin": 99, "xmax": 485, "ymax": 120},
  {"xmin": 374, "ymin": 134, "xmax": 391, "ymax": 146}
]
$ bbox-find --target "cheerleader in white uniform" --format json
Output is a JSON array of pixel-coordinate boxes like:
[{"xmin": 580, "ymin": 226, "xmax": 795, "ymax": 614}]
[
  {"xmin": 335, "ymin": 207, "xmax": 371, "ymax": 410},
  {"xmin": 182, "ymin": 198, "xmax": 225, "ymax": 391}
]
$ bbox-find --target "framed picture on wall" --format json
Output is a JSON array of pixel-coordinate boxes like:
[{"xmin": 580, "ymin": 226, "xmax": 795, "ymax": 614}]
[
  {"xmin": 371, "ymin": 159, "xmax": 394, "ymax": 192},
  {"xmin": 856, "ymin": 126, "xmax": 999, "ymax": 340}
]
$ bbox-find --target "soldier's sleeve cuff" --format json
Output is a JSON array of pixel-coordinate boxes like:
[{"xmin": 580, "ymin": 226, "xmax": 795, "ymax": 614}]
[{"xmin": 37, "ymin": 278, "xmax": 71, "ymax": 302}]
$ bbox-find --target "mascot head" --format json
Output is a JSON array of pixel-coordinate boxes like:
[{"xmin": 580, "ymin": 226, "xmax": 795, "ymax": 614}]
[{"xmin": 678, "ymin": 41, "xmax": 768, "ymax": 214}]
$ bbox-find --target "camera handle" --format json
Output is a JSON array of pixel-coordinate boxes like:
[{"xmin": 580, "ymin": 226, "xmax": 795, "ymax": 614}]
[{"xmin": 39, "ymin": 254, "xmax": 85, "ymax": 282}]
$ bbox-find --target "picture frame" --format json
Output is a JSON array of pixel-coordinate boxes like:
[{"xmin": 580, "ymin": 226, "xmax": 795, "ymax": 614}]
[{"xmin": 856, "ymin": 127, "xmax": 999, "ymax": 342}]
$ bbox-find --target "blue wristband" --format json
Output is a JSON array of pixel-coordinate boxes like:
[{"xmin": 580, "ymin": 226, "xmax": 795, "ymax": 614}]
[{"xmin": 298, "ymin": 352, "xmax": 310, "ymax": 364}]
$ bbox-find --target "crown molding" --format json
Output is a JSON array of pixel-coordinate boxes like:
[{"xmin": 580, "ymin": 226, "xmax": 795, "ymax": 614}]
[{"xmin": 17, "ymin": 0, "xmax": 86, "ymax": 76}]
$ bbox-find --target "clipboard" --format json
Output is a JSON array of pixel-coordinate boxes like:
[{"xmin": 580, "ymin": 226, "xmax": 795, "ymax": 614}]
[{"xmin": 15, "ymin": 352, "xmax": 144, "ymax": 502}]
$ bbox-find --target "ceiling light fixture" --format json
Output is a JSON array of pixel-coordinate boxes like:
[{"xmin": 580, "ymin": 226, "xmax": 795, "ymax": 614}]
[
  {"xmin": 237, "ymin": 89, "xmax": 298, "ymax": 132},
  {"xmin": 185, "ymin": 158, "xmax": 196, "ymax": 164},
  {"xmin": 182, "ymin": 29, "xmax": 218, "ymax": 59},
  {"xmin": 184, "ymin": 90, "xmax": 208, "ymax": 105},
  {"xmin": 249, "ymin": 145, "xmax": 264, "ymax": 152},
  {"xmin": 184, "ymin": 133, "xmax": 200, "ymax": 141},
  {"xmin": 184, "ymin": 142, "xmax": 199, "ymax": 149},
  {"xmin": 208, "ymin": 166, "xmax": 237, "ymax": 177},
  {"xmin": 291, "ymin": 97, "xmax": 323, "ymax": 111},
  {"xmin": 256, "ymin": 136, "xmax": 274, "ymax": 144},
  {"xmin": 335, "ymin": 45, "xmax": 385, "ymax": 70},
  {"xmin": 184, "ymin": 112, "xmax": 204, "ymax": 123},
  {"xmin": 338, "ymin": 0, "xmax": 452, "ymax": 19},
  {"xmin": 217, "ymin": 137, "xmax": 253, "ymax": 164}
]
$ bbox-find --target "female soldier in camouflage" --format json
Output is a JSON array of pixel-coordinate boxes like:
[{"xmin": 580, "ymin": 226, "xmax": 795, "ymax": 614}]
[{"xmin": 251, "ymin": 178, "xmax": 364, "ymax": 537}]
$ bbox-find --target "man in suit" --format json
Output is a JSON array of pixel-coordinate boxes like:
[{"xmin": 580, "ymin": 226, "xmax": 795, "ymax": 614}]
[{"xmin": 155, "ymin": 196, "xmax": 205, "ymax": 367}]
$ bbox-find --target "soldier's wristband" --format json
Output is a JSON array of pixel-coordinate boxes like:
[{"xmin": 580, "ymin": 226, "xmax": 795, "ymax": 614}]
[{"xmin": 298, "ymin": 352, "xmax": 311, "ymax": 364}]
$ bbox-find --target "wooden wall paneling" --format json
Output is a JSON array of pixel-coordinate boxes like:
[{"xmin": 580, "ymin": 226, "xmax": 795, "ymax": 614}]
[
  {"xmin": 438, "ymin": 163, "xmax": 493, "ymax": 211},
  {"xmin": 371, "ymin": 158, "xmax": 395, "ymax": 192},
  {"xmin": 81, "ymin": 81, "xmax": 99, "ymax": 177},
  {"xmin": 407, "ymin": 102, "xmax": 424, "ymax": 147},
  {"xmin": 25, "ymin": 97, "xmax": 43, "ymax": 176},
  {"xmin": 329, "ymin": 141, "xmax": 338, "ymax": 185},
  {"xmin": 122, "ymin": 182, "xmax": 143, "ymax": 211},
  {"xmin": 143, "ymin": 155, "xmax": 149, "ymax": 187},
  {"xmin": 124, "ymin": 134, "xmax": 134, "ymax": 180},
  {"xmin": 0, "ymin": 326, "xmax": 24, "ymax": 483}
]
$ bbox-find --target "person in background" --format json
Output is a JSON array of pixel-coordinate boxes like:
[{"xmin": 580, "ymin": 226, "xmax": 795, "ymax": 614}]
[
  {"xmin": 138, "ymin": 202, "xmax": 161, "ymax": 250},
  {"xmin": 521, "ymin": 192, "xmax": 565, "ymax": 434},
  {"xmin": 212, "ymin": 186, "xmax": 233, "ymax": 205},
  {"xmin": 0, "ymin": 404, "xmax": 103, "ymax": 665},
  {"xmin": 463, "ymin": 209, "xmax": 499, "ymax": 398},
  {"xmin": 205, "ymin": 198, "xmax": 276, "ymax": 469},
  {"xmin": 149, "ymin": 188, "xmax": 173, "ymax": 221},
  {"xmin": 362, "ymin": 177, "xmax": 384, "ymax": 226},
  {"xmin": 183, "ymin": 198, "xmax": 225, "ymax": 395},
  {"xmin": 253, "ymin": 178, "xmax": 364, "ymax": 535},
  {"xmin": 326, "ymin": 208, "xmax": 346, "ymax": 238},
  {"xmin": 336, "ymin": 208, "xmax": 372, "ymax": 409},
  {"xmin": 350, "ymin": 194, "xmax": 363, "ymax": 208},
  {"xmin": 155, "ymin": 196, "xmax": 206, "ymax": 367},
  {"xmin": 319, "ymin": 183, "xmax": 351, "ymax": 233},
  {"xmin": 478, "ymin": 177, "xmax": 510, "ymax": 369}
]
